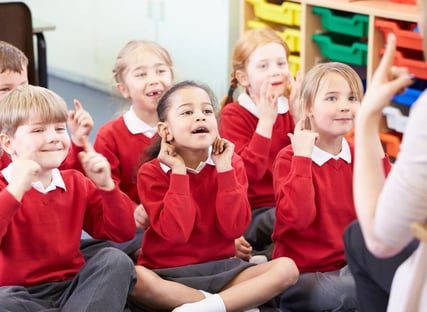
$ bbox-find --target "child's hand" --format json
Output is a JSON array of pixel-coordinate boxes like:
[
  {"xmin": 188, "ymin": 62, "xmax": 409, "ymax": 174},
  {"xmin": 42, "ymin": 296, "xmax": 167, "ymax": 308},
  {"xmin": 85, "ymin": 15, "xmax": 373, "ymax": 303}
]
[
  {"xmin": 6, "ymin": 151, "xmax": 41, "ymax": 201},
  {"xmin": 288, "ymin": 118, "xmax": 318, "ymax": 157},
  {"xmin": 235, "ymin": 236, "xmax": 252, "ymax": 261},
  {"xmin": 288, "ymin": 71, "xmax": 303, "ymax": 122},
  {"xmin": 68, "ymin": 99, "xmax": 94, "ymax": 147},
  {"xmin": 257, "ymin": 78, "xmax": 280, "ymax": 137},
  {"xmin": 134, "ymin": 203, "xmax": 150, "ymax": 229},
  {"xmin": 79, "ymin": 136, "xmax": 115, "ymax": 191},
  {"xmin": 211, "ymin": 137, "xmax": 234, "ymax": 172},
  {"xmin": 158, "ymin": 132, "xmax": 186, "ymax": 174}
]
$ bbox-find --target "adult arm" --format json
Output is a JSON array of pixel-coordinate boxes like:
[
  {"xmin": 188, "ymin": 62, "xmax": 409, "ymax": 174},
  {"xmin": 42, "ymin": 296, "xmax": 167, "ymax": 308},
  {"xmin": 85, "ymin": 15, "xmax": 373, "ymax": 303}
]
[{"xmin": 353, "ymin": 33, "xmax": 415, "ymax": 257}]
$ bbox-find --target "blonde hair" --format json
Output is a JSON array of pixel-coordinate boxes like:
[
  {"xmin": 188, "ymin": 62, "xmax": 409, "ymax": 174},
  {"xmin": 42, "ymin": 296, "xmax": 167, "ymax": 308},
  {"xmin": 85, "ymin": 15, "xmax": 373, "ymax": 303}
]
[
  {"xmin": 0, "ymin": 85, "xmax": 68, "ymax": 136},
  {"xmin": 298, "ymin": 62, "xmax": 364, "ymax": 121},
  {"xmin": 0, "ymin": 41, "xmax": 28, "ymax": 73},
  {"xmin": 113, "ymin": 40, "xmax": 174, "ymax": 84},
  {"xmin": 221, "ymin": 28, "xmax": 290, "ymax": 108}
]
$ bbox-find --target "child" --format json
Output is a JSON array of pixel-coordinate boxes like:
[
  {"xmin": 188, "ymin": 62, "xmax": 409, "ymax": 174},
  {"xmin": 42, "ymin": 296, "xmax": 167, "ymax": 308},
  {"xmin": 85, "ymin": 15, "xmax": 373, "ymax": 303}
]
[
  {"xmin": 0, "ymin": 40, "xmax": 94, "ymax": 173},
  {"xmin": 94, "ymin": 40, "xmax": 174, "ymax": 258},
  {"xmin": 0, "ymin": 40, "xmax": 29, "ymax": 169},
  {"xmin": 129, "ymin": 80, "xmax": 299, "ymax": 312},
  {"xmin": 272, "ymin": 62, "xmax": 392, "ymax": 311},
  {"xmin": 0, "ymin": 40, "xmax": 28, "ymax": 98},
  {"xmin": 0, "ymin": 85, "xmax": 137, "ymax": 311},
  {"xmin": 219, "ymin": 28, "xmax": 299, "ymax": 259}
]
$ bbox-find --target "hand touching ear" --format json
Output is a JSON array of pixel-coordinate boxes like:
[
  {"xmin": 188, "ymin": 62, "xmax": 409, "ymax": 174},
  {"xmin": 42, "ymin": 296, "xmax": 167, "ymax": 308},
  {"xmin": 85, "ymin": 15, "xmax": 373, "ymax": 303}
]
[
  {"xmin": 78, "ymin": 136, "xmax": 115, "ymax": 191},
  {"xmin": 211, "ymin": 137, "xmax": 234, "ymax": 172},
  {"xmin": 157, "ymin": 131, "xmax": 186, "ymax": 174}
]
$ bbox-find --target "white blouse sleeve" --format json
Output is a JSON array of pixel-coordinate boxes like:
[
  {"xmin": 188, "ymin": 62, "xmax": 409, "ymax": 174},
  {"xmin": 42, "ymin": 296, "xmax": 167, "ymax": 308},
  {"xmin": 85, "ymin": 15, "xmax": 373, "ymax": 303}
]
[{"xmin": 374, "ymin": 91, "xmax": 427, "ymax": 248}]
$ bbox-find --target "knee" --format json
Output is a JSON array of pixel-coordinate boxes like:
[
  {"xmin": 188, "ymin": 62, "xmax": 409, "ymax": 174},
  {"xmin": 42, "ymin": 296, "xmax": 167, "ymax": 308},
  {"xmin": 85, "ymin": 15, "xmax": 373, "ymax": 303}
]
[
  {"xmin": 271, "ymin": 257, "xmax": 299, "ymax": 289},
  {"xmin": 132, "ymin": 265, "xmax": 161, "ymax": 295},
  {"xmin": 97, "ymin": 247, "xmax": 135, "ymax": 275}
]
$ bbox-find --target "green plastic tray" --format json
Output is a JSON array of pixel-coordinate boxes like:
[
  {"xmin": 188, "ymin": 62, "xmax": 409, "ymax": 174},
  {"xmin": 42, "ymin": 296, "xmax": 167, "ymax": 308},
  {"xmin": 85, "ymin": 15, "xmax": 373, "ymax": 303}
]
[
  {"xmin": 312, "ymin": 6, "xmax": 369, "ymax": 37},
  {"xmin": 312, "ymin": 33, "xmax": 368, "ymax": 65}
]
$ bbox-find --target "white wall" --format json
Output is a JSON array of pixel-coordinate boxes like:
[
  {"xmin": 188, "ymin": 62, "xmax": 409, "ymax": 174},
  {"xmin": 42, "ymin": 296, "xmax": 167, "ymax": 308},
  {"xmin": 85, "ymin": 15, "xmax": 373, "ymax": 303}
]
[{"xmin": 18, "ymin": 0, "xmax": 240, "ymax": 99}]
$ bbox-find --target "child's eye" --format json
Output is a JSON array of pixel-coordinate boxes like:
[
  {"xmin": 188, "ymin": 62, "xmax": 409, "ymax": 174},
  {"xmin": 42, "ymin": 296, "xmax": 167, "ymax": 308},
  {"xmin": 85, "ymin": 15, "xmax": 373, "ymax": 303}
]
[
  {"xmin": 31, "ymin": 128, "xmax": 44, "ymax": 133},
  {"xmin": 277, "ymin": 61, "xmax": 288, "ymax": 67},
  {"xmin": 349, "ymin": 96, "xmax": 358, "ymax": 102},
  {"xmin": 326, "ymin": 96, "xmax": 337, "ymax": 101},
  {"xmin": 257, "ymin": 63, "xmax": 268, "ymax": 70},
  {"xmin": 204, "ymin": 109, "xmax": 214, "ymax": 115},
  {"xmin": 135, "ymin": 72, "xmax": 147, "ymax": 77},
  {"xmin": 56, "ymin": 126, "xmax": 67, "ymax": 132},
  {"xmin": 0, "ymin": 87, "xmax": 10, "ymax": 92},
  {"xmin": 181, "ymin": 110, "xmax": 193, "ymax": 116}
]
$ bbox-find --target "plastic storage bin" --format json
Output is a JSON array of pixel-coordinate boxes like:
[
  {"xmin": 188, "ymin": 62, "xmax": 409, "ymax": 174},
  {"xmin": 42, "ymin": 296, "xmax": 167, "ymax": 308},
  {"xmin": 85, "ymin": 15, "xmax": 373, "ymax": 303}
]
[
  {"xmin": 312, "ymin": 6, "xmax": 369, "ymax": 37},
  {"xmin": 247, "ymin": 19, "xmax": 301, "ymax": 53},
  {"xmin": 383, "ymin": 106, "xmax": 408, "ymax": 133},
  {"xmin": 390, "ymin": 0, "xmax": 416, "ymax": 4},
  {"xmin": 375, "ymin": 18, "xmax": 423, "ymax": 51},
  {"xmin": 312, "ymin": 33, "xmax": 368, "ymax": 65},
  {"xmin": 246, "ymin": 0, "xmax": 301, "ymax": 26},
  {"xmin": 289, "ymin": 54, "xmax": 300, "ymax": 77},
  {"xmin": 392, "ymin": 87, "xmax": 422, "ymax": 106},
  {"xmin": 383, "ymin": 48, "xmax": 427, "ymax": 80}
]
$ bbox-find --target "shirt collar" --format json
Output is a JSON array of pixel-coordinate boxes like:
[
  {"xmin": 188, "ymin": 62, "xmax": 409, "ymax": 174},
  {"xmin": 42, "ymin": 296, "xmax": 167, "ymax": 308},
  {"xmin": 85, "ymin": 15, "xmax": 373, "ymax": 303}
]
[
  {"xmin": 311, "ymin": 138, "xmax": 352, "ymax": 166},
  {"xmin": 2, "ymin": 164, "xmax": 66, "ymax": 194},
  {"xmin": 237, "ymin": 92, "xmax": 289, "ymax": 118},
  {"xmin": 123, "ymin": 106, "xmax": 158, "ymax": 138},
  {"xmin": 160, "ymin": 146, "xmax": 216, "ymax": 174}
]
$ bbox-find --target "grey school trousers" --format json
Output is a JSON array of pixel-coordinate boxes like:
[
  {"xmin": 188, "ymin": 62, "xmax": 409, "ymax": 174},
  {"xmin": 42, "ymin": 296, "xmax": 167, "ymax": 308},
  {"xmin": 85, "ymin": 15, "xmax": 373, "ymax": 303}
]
[{"xmin": 0, "ymin": 247, "xmax": 137, "ymax": 312}]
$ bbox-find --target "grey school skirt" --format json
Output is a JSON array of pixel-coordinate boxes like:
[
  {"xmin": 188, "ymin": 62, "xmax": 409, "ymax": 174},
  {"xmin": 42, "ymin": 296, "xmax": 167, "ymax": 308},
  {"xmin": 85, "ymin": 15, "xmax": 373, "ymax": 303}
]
[{"xmin": 153, "ymin": 257, "xmax": 255, "ymax": 293}]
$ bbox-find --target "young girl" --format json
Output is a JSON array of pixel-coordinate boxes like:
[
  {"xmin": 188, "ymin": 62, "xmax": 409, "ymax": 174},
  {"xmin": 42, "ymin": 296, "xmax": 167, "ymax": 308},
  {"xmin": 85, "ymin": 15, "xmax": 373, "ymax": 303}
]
[
  {"xmin": 94, "ymin": 40, "xmax": 174, "ymax": 258},
  {"xmin": 219, "ymin": 28, "xmax": 299, "ymax": 259},
  {"xmin": 129, "ymin": 80, "xmax": 298, "ymax": 312},
  {"xmin": 0, "ymin": 85, "xmax": 136, "ymax": 311},
  {"xmin": 272, "ymin": 62, "xmax": 392, "ymax": 311}
]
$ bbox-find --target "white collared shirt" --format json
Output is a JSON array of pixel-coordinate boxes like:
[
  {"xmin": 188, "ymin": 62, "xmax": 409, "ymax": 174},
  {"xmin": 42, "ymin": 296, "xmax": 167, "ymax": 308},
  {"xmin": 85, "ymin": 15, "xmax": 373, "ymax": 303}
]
[
  {"xmin": 2, "ymin": 164, "xmax": 66, "ymax": 194},
  {"xmin": 237, "ymin": 92, "xmax": 289, "ymax": 118},
  {"xmin": 159, "ymin": 146, "xmax": 216, "ymax": 174},
  {"xmin": 311, "ymin": 138, "xmax": 352, "ymax": 166},
  {"xmin": 123, "ymin": 106, "xmax": 157, "ymax": 138}
]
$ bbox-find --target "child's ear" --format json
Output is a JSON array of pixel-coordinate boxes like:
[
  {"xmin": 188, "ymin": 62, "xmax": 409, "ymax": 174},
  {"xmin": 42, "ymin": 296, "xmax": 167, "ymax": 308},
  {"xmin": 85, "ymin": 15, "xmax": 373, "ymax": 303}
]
[
  {"xmin": 0, "ymin": 134, "xmax": 14, "ymax": 156},
  {"xmin": 116, "ymin": 82, "xmax": 130, "ymax": 99},
  {"xmin": 235, "ymin": 70, "xmax": 249, "ymax": 88},
  {"xmin": 157, "ymin": 122, "xmax": 173, "ymax": 142}
]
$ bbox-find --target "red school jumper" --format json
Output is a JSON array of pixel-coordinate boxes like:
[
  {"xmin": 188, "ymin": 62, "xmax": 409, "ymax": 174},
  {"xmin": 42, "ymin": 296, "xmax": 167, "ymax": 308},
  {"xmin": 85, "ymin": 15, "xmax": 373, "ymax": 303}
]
[
  {"xmin": 94, "ymin": 116, "xmax": 158, "ymax": 204},
  {"xmin": 272, "ymin": 142, "xmax": 392, "ymax": 273},
  {"xmin": 136, "ymin": 154, "xmax": 251, "ymax": 269},
  {"xmin": 0, "ymin": 169, "xmax": 136, "ymax": 288},
  {"xmin": 219, "ymin": 101, "xmax": 294, "ymax": 209}
]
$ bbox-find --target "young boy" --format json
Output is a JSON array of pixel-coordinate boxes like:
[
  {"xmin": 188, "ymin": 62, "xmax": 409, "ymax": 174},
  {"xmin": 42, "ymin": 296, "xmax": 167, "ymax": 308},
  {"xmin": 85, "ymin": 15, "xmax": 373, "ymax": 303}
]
[
  {"xmin": 0, "ymin": 85, "xmax": 137, "ymax": 311},
  {"xmin": 0, "ymin": 40, "xmax": 94, "ymax": 172}
]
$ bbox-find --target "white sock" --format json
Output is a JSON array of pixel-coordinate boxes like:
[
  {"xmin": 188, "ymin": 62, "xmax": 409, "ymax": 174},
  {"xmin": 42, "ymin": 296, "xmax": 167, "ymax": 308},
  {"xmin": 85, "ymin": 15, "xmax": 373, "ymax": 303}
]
[
  {"xmin": 244, "ymin": 309, "xmax": 260, "ymax": 312},
  {"xmin": 199, "ymin": 289, "xmax": 213, "ymax": 298},
  {"xmin": 172, "ymin": 293, "xmax": 226, "ymax": 312}
]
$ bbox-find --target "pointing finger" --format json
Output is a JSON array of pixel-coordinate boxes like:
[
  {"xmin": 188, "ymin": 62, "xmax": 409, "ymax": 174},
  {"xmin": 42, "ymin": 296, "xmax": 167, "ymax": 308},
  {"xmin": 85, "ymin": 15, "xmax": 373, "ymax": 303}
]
[
  {"xmin": 80, "ymin": 135, "xmax": 95, "ymax": 152},
  {"xmin": 73, "ymin": 99, "xmax": 83, "ymax": 111}
]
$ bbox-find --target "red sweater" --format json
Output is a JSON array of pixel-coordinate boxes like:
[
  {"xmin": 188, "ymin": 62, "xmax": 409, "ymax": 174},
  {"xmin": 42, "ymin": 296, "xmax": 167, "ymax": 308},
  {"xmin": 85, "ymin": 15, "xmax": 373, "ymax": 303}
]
[
  {"xmin": 0, "ymin": 169, "xmax": 136, "ymax": 287},
  {"xmin": 219, "ymin": 101, "xmax": 294, "ymax": 209},
  {"xmin": 137, "ymin": 154, "xmax": 251, "ymax": 269},
  {"xmin": 0, "ymin": 152, "xmax": 10, "ymax": 170},
  {"xmin": 94, "ymin": 116, "xmax": 157, "ymax": 204},
  {"xmin": 272, "ymin": 143, "xmax": 392, "ymax": 273}
]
